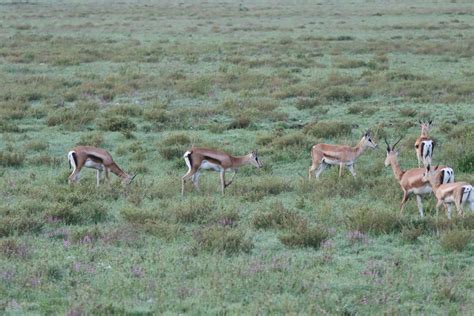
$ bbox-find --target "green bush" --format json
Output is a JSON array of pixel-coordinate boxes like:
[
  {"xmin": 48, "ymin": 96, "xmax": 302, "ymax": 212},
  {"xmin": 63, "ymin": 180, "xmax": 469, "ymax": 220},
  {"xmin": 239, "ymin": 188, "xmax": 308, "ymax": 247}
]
[
  {"xmin": 303, "ymin": 121, "xmax": 352, "ymax": 138},
  {"xmin": 143, "ymin": 219, "xmax": 184, "ymax": 241},
  {"xmin": 174, "ymin": 198, "xmax": 215, "ymax": 224},
  {"xmin": 0, "ymin": 150, "xmax": 25, "ymax": 167},
  {"xmin": 99, "ymin": 116, "xmax": 136, "ymax": 132},
  {"xmin": 345, "ymin": 207, "xmax": 401, "ymax": 235},
  {"xmin": 440, "ymin": 230, "xmax": 472, "ymax": 252},
  {"xmin": 193, "ymin": 226, "xmax": 253, "ymax": 255},
  {"xmin": 252, "ymin": 202, "xmax": 303, "ymax": 230},
  {"xmin": 279, "ymin": 223, "xmax": 329, "ymax": 249}
]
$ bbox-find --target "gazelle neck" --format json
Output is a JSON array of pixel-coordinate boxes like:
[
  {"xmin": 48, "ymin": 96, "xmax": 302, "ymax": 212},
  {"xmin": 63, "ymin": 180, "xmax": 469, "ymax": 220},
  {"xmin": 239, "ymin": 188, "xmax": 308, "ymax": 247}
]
[
  {"xmin": 388, "ymin": 157, "xmax": 404, "ymax": 181},
  {"xmin": 353, "ymin": 139, "xmax": 368, "ymax": 159},
  {"xmin": 421, "ymin": 128, "xmax": 429, "ymax": 138},
  {"xmin": 231, "ymin": 154, "xmax": 252, "ymax": 168}
]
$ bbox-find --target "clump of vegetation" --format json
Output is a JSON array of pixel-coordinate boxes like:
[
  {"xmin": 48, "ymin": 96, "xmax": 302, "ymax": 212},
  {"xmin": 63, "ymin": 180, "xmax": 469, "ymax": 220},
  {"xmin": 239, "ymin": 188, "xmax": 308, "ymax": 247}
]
[
  {"xmin": 99, "ymin": 116, "xmax": 136, "ymax": 132},
  {"xmin": 295, "ymin": 97, "xmax": 321, "ymax": 110},
  {"xmin": 0, "ymin": 149, "xmax": 25, "ymax": 167},
  {"xmin": 76, "ymin": 132, "xmax": 105, "ymax": 147},
  {"xmin": 158, "ymin": 133, "xmax": 192, "ymax": 160},
  {"xmin": 440, "ymin": 230, "xmax": 472, "ymax": 252},
  {"xmin": 252, "ymin": 202, "xmax": 303, "ymax": 230},
  {"xmin": 193, "ymin": 226, "xmax": 253, "ymax": 255},
  {"xmin": 227, "ymin": 114, "xmax": 251, "ymax": 129},
  {"xmin": 345, "ymin": 207, "xmax": 401, "ymax": 235},
  {"xmin": 174, "ymin": 198, "xmax": 216, "ymax": 224},
  {"xmin": 303, "ymin": 121, "xmax": 352, "ymax": 138},
  {"xmin": 279, "ymin": 222, "xmax": 329, "ymax": 249},
  {"xmin": 0, "ymin": 239, "xmax": 29, "ymax": 259}
]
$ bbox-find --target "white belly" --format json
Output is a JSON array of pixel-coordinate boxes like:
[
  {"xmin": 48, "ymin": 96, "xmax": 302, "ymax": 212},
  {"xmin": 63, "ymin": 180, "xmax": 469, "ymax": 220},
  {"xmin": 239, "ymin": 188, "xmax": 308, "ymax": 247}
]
[
  {"xmin": 199, "ymin": 161, "xmax": 223, "ymax": 172},
  {"xmin": 85, "ymin": 159, "xmax": 104, "ymax": 170},
  {"xmin": 410, "ymin": 185, "xmax": 432, "ymax": 195},
  {"xmin": 322, "ymin": 158, "xmax": 351, "ymax": 166}
]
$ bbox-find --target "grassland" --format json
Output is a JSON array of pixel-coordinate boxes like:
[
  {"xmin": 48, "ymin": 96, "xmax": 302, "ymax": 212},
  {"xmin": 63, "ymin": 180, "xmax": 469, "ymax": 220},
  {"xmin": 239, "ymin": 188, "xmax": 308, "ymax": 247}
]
[{"xmin": 1, "ymin": 0, "xmax": 474, "ymax": 314}]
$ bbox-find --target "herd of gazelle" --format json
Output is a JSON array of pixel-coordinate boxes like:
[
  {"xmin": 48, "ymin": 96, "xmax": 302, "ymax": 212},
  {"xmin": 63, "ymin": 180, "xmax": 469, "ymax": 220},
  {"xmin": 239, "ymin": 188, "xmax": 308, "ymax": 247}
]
[{"xmin": 67, "ymin": 121, "xmax": 473, "ymax": 219}]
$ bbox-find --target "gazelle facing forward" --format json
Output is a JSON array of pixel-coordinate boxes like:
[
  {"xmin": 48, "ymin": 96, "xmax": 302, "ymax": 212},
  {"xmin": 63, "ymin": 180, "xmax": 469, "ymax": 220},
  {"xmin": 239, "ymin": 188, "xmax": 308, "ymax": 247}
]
[
  {"xmin": 181, "ymin": 147, "xmax": 262, "ymax": 196},
  {"xmin": 308, "ymin": 130, "xmax": 377, "ymax": 180},
  {"xmin": 384, "ymin": 137, "xmax": 454, "ymax": 217},
  {"xmin": 68, "ymin": 146, "xmax": 135, "ymax": 187},
  {"xmin": 415, "ymin": 120, "xmax": 434, "ymax": 167},
  {"xmin": 423, "ymin": 165, "xmax": 473, "ymax": 219}
]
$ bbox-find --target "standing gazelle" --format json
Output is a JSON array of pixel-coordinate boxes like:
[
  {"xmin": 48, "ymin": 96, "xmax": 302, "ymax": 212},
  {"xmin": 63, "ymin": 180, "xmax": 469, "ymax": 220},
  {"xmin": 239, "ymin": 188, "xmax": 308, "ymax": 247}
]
[
  {"xmin": 423, "ymin": 165, "xmax": 473, "ymax": 219},
  {"xmin": 384, "ymin": 137, "xmax": 454, "ymax": 217},
  {"xmin": 415, "ymin": 120, "xmax": 434, "ymax": 167},
  {"xmin": 181, "ymin": 147, "xmax": 262, "ymax": 196},
  {"xmin": 68, "ymin": 146, "xmax": 135, "ymax": 187},
  {"xmin": 308, "ymin": 130, "xmax": 377, "ymax": 179}
]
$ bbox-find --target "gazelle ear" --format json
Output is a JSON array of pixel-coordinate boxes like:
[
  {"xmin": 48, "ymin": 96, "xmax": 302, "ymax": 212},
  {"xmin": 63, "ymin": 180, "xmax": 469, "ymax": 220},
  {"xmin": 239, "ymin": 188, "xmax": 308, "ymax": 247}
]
[
  {"xmin": 434, "ymin": 164, "xmax": 439, "ymax": 171},
  {"xmin": 429, "ymin": 119, "xmax": 433, "ymax": 125}
]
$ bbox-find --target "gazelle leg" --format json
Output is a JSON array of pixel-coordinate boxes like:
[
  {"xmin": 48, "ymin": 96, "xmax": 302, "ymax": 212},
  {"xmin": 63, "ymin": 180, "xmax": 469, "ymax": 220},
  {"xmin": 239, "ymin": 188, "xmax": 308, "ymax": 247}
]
[
  {"xmin": 192, "ymin": 171, "xmax": 201, "ymax": 192},
  {"xmin": 415, "ymin": 195, "xmax": 424, "ymax": 217},
  {"xmin": 220, "ymin": 170, "xmax": 226, "ymax": 195},
  {"xmin": 400, "ymin": 190, "xmax": 409, "ymax": 214},
  {"xmin": 348, "ymin": 164, "xmax": 356, "ymax": 177},
  {"xmin": 446, "ymin": 204, "xmax": 453, "ymax": 220},
  {"xmin": 181, "ymin": 167, "xmax": 197, "ymax": 196},
  {"xmin": 454, "ymin": 199, "xmax": 464, "ymax": 218},
  {"xmin": 225, "ymin": 170, "xmax": 237, "ymax": 188},
  {"xmin": 308, "ymin": 163, "xmax": 318, "ymax": 179},
  {"xmin": 338, "ymin": 163, "xmax": 344, "ymax": 177},
  {"xmin": 96, "ymin": 169, "xmax": 102, "ymax": 187},
  {"xmin": 315, "ymin": 162, "xmax": 328, "ymax": 179}
]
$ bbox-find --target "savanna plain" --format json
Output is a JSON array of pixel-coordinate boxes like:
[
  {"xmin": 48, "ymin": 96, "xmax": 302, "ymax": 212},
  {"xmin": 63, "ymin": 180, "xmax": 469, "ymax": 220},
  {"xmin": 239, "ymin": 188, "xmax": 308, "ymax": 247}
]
[{"xmin": 1, "ymin": 0, "xmax": 474, "ymax": 314}]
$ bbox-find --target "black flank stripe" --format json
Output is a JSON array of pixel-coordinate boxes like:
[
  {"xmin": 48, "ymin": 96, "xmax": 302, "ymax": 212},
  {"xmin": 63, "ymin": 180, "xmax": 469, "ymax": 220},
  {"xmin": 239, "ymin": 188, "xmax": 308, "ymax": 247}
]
[
  {"xmin": 87, "ymin": 154, "xmax": 103, "ymax": 163},
  {"xmin": 420, "ymin": 142, "xmax": 424, "ymax": 159},
  {"xmin": 72, "ymin": 152, "xmax": 78, "ymax": 168}
]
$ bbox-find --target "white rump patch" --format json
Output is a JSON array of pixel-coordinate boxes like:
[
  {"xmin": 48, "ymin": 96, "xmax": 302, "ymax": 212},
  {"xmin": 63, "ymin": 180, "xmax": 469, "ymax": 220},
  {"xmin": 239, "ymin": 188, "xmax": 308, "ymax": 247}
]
[
  {"xmin": 68, "ymin": 151, "xmax": 76, "ymax": 171},
  {"xmin": 183, "ymin": 151, "xmax": 192, "ymax": 170}
]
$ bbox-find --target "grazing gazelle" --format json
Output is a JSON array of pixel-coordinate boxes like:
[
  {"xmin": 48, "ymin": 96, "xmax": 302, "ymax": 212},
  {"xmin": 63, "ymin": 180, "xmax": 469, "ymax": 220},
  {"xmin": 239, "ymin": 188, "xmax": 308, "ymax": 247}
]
[
  {"xmin": 384, "ymin": 137, "xmax": 454, "ymax": 217},
  {"xmin": 415, "ymin": 120, "xmax": 434, "ymax": 167},
  {"xmin": 308, "ymin": 130, "xmax": 378, "ymax": 180},
  {"xmin": 68, "ymin": 146, "xmax": 135, "ymax": 187},
  {"xmin": 181, "ymin": 147, "xmax": 262, "ymax": 196},
  {"xmin": 423, "ymin": 165, "xmax": 473, "ymax": 219}
]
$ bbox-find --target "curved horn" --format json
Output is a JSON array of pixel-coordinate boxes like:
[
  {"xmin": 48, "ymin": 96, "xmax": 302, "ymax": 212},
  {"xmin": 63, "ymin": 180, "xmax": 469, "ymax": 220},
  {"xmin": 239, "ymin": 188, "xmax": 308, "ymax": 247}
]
[
  {"xmin": 384, "ymin": 137, "xmax": 390, "ymax": 151},
  {"xmin": 393, "ymin": 136, "xmax": 403, "ymax": 149}
]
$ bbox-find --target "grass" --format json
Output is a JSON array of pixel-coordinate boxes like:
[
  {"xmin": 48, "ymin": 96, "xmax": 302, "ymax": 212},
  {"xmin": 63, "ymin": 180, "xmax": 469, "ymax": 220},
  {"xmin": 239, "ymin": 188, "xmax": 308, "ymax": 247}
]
[{"xmin": 0, "ymin": 0, "xmax": 473, "ymax": 314}]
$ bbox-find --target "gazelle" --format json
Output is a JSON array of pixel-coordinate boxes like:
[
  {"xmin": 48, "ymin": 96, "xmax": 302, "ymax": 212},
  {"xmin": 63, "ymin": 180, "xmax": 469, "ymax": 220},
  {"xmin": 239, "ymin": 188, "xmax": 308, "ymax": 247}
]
[
  {"xmin": 308, "ymin": 130, "xmax": 377, "ymax": 180},
  {"xmin": 423, "ymin": 165, "xmax": 473, "ymax": 219},
  {"xmin": 415, "ymin": 120, "xmax": 434, "ymax": 167},
  {"xmin": 384, "ymin": 137, "xmax": 454, "ymax": 217},
  {"xmin": 181, "ymin": 147, "xmax": 262, "ymax": 196},
  {"xmin": 68, "ymin": 146, "xmax": 135, "ymax": 187}
]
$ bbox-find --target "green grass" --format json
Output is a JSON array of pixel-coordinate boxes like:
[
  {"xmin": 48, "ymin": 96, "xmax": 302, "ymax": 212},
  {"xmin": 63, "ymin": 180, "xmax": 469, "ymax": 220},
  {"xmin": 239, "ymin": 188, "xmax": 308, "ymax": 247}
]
[{"xmin": 1, "ymin": 0, "xmax": 474, "ymax": 314}]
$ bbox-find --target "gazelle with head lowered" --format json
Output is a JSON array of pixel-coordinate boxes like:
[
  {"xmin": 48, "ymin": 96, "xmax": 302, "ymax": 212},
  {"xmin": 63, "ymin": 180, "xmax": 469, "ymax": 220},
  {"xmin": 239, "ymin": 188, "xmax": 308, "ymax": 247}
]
[
  {"xmin": 308, "ymin": 130, "xmax": 378, "ymax": 179},
  {"xmin": 68, "ymin": 146, "xmax": 135, "ymax": 187},
  {"xmin": 423, "ymin": 165, "xmax": 473, "ymax": 219},
  {"xmin": 415, "ymin": 120, "xmax": 434, "ymax": 167},
  {"xmin": 384, "ymin": 137, "xmax": 454, "ymax": 217},
  {"xmin": 181, "ymin": 147, "xmax": 262, "ymax": 196}
]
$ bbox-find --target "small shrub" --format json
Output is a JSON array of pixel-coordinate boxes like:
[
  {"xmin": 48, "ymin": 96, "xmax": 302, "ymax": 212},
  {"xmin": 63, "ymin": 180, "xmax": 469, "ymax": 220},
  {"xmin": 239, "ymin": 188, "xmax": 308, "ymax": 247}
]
[
  {"xmin": 279, "ymin": 222, "xmax": 329, "ymax": 249},
  {"xmin": 174, "ymin": 198, "xmax": 215, "ymax": 224},
  {"xmin": 401, "ymin": 226, "xmax": 423, "ymax": 243},
  {"xmin": 71, "ymin": 226, "xmax": 102, "ymax": 244},
  {"xmin": 193, "ymin": 226, "xmax": 253, "ymax": 255},
  {"xmin": 76, "ymin": 132, "xmax": 105, "ymax": 147},
  {"xmin": 295, "ymin": 98, "xmax": 321, "ymax": 110},
  {"xmin": 345, "ymin": 207, "xmax": 401, "ymax": 235},
  {"xmin": 162, "ymin": 134, "xmax": 191, "ymax": 146},
  {"xmin": 24, "ymin": 140, "xmax": 49, "ymax": 152},
  {"xmin": 0, "ymin": 239, "xmax": 29, "ymax": 259},
  {"xmin": 252, "ymin": 202, "xmax": 303, "ymax": 230},
  {"xmin": 0, "ymin": 216, "xmax": 43, "ymax": 237},
  {"xmin": 303, "ymin": 121, "xmax": 352, "ymax": 138},
  {"xmin": 106, "ymin": 104, "xmax": 143, "ymax": 117},
  {"xmin": 440, "ymin": 230, "xmax": 472, "ymax": 252},
  {"xmin": 456, "ymin": 152, "xmax": 474, "ymax": 173},
  {"xmin": 399, "ymin": 108, "xmax": 417, "ymax": 117},
  {"xmin": 143, "ymin": 219, "xmax": 183, "ymax": 241},
  {"xmin": 324, "ymin": 86, "xmax": 353, "ymax": 102},
  {"xmin": 0, "ymin": 150, "xmax": 25, "ymax": 167},
  {"xmin": 227, "ymin": 115, "xmax": 251, "ymax": 129},
  {"xmin": 121, "ymin": 207, "xmax": 161, "ymax": 224},
  {"xmin": 272, "ymin": 132, "xmax": 308, "ymax": 149},
  {"xmin": 144, "ymin": 108, "xmax": 169, "ymax": 123},
  {"xmin": 99, "ymin": 116, "xmax": 136, "ymax": 132}
]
